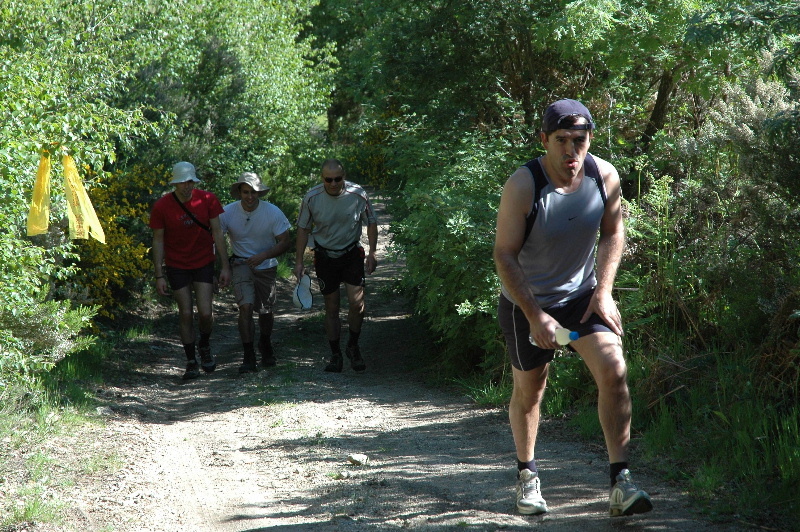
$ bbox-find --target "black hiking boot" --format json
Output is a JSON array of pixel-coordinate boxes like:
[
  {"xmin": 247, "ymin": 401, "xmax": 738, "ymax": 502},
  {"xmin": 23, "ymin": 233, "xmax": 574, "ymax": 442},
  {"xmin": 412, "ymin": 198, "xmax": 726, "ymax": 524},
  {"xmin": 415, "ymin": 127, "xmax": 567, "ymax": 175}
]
[
  {"xmin": 259, "ymin": 339, "xmax": 276, "ymax": 368},
  {"xmin": 199, "ymin": 345, "xmax": 216, "ymax": 373},
  {"xmin": 345, "ymin": 345, "xmax": 366, "ymax": 372},
  {"xmin": 182, "ymin": 360, "xmax": 200, "ymax": 380},
  {"xmin": 325, "ymin": 353, "xmax": 343, "ymax": 373},
  {"xmin": 238, "ymin": 352, "xmax": 259, "ymax": 374}
]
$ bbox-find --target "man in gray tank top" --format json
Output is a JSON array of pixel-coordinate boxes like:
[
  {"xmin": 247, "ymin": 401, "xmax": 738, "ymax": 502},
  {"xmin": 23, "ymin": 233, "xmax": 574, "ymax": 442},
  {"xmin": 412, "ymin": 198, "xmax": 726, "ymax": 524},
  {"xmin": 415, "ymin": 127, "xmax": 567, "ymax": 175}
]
[{"xmin": 494, "ymin": 99, "xmax": 652, "ymax": 518}]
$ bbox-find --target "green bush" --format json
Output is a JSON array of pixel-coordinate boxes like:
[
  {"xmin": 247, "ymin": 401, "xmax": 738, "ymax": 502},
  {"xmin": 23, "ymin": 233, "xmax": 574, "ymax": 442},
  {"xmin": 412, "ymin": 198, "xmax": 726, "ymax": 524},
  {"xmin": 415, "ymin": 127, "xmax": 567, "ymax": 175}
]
[
  {"xmin": 388, "ymin": 127, "xmax": 528, "ymax": 376},
  {"xmin": 0, "ymin": 233, "xmax": 96, "ymax": 398},
  {"xmin": 70, "ymin": 165, "xmax": 160, "ymax": 320}
]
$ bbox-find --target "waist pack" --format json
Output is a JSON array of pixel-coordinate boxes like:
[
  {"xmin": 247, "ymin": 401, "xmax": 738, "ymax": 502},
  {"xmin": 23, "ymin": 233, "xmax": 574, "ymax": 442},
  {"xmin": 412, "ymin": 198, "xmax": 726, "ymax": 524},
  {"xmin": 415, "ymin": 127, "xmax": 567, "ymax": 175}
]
[{"xmin": 314, "ymin": 240, "xmax": 359, "ymax": 259}]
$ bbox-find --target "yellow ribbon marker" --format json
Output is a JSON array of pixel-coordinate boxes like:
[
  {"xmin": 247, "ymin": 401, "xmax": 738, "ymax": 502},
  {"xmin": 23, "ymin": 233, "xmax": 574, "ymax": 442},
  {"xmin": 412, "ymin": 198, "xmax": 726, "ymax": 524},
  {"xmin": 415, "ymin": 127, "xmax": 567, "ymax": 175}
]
[
  {"xmin": 62, "ymin": 154, "xmax": 106, "ymax": 244},
  {"xmin": 26, "ymin": 152, "xmax": 51, "ymax": 236}
]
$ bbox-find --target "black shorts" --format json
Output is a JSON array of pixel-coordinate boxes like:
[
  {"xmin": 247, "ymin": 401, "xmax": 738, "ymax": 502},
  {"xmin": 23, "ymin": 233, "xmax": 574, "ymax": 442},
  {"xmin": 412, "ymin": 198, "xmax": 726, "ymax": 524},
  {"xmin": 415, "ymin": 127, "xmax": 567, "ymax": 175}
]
[
  {"xmin": 498, "ymin": 288, "xmax": 613, "ymax": 371},
  {"xmin": 165, "ymin": 261, "xmax": 215, "ymax": 291},
  {"xmin": 313, "ymin": 246, "xmax": 365, "ymax": 295}
]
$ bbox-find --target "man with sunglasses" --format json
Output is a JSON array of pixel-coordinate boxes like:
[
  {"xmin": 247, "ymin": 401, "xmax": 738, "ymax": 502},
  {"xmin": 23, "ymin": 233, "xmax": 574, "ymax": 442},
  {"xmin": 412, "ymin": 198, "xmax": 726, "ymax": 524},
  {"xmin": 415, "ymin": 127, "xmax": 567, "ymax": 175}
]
[
  {"xmin": 494, "ymin": 99, "xmax": 652, "ymax": 517},
  {"xmin": 294, "ymin": 159, "xmax": 378, "ymax": 373}
]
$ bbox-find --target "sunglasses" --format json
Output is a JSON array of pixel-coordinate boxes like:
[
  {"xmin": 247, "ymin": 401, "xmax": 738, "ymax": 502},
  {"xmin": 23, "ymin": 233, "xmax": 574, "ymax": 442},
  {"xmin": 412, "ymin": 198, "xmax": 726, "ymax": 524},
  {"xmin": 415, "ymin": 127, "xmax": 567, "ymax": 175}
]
[{"xmin": 324, "ymin": 176, "xmax": 343, "ymax": 183}]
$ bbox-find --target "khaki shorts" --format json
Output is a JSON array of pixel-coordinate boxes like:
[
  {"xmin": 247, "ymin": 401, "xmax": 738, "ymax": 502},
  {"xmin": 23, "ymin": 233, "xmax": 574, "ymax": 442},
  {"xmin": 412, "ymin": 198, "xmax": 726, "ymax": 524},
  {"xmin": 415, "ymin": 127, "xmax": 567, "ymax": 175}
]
[{"xmin": 232, "ymin": 262, "xmax": 277, "ymax": 314}]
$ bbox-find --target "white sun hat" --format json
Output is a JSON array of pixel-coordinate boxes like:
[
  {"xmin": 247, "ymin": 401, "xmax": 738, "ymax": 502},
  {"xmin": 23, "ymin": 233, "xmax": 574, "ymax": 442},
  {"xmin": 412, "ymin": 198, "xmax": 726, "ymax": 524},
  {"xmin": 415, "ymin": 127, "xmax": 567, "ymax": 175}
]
[
  {"xmin": 170, "ymin": 161, "xmax": 201, "ymax": 184},
  {"xmin": 293, "ymin": 274, "xmax": 313, "ymax": 311}
]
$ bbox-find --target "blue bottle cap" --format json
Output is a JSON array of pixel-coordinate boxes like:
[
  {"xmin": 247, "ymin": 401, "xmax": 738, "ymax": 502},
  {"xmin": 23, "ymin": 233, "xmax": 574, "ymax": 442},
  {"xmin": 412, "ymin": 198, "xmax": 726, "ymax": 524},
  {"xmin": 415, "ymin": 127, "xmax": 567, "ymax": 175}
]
[{"xmin": 569, "ymin": 330, "xmax": 580, "ymax": 341}]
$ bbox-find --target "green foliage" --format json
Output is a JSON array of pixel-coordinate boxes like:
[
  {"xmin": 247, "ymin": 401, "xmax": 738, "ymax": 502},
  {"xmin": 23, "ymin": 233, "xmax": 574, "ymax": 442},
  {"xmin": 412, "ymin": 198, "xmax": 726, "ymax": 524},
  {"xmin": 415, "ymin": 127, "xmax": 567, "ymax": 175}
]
[
  {"xmin": 616, "ymin": 56, "xmax": 800, "ymax": 524},
  {"xmin": 119, "ymin": 0, "xmax": 335, "ymax": 205},
  {"xmin": 0, "ymin": 229, "xmax": 97, "ymax": 395},
  {"xmin": 452, "ymin": 373, "xmax": 513, "ymax": 407},
  {"xmin": 688, "ymin": 0, "xmax": 800, "ymax": 75},
  {"xmin": 0, "ymin": 0, "xmax": 152, "ymax": 171},
  {"xmin": 631, "ymin": 61, "xmax": 800, "ymax": 396},
  {"xmin": 0, "ymin": 0, "xmax": 152, "ymax": 395},
  {"xmin": 544, "ymin": 354, "xmax": 596, "ymax": 417},
  {"xmin": 389, "ymin": 128, "xmax": 520, "ymax": 375},
  {"xmin": 70, "ymin": 165, "xmax": 159, "ymax": 320},
  {"xmin": 640, "ymin": 358, "xmax": 800, "ymax": 521},
  {"xmin": 0, "ymin": 299, "xmax": 97, "ymax": 392}
]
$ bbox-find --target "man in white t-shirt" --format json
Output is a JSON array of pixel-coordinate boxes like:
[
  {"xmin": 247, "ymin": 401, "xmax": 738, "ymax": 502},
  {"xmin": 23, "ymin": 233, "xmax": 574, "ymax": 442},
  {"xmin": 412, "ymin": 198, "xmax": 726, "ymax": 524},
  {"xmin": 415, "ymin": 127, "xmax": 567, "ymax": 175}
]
[
  {"xmin": 221, "ymin": 172, "xmax": 291, "ymax": 373},
  {"xmin": 294, "ymin": 159, "xmax": 378, "ymax": 373}
]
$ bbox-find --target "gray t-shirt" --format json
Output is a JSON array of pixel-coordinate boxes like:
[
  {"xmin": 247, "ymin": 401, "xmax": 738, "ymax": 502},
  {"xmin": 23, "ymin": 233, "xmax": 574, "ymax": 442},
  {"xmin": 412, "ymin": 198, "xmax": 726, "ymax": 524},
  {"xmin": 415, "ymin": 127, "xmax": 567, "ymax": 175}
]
[
  {"xmin": 297, "ymin": 181, "xmax": 377, "ymax": 257},
  {"xmin": 501, "ymin": 158, "xmax": 606, "ymax": 307}
]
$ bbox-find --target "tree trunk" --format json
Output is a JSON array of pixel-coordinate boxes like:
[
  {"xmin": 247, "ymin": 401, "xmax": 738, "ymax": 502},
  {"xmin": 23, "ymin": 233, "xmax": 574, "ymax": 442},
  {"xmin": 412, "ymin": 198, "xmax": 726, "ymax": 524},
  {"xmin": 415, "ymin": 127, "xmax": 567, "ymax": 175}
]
[{"xmin": 640, "ymin": 67, "xmax": 679, "ymax": 153}]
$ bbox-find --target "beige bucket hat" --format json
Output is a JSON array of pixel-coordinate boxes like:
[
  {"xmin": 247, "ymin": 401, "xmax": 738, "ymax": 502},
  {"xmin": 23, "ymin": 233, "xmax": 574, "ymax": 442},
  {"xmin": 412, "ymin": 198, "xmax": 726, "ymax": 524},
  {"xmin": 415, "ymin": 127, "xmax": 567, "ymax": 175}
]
[{"xmin": 230, "ymin": 172, "xmax": 270, "ymax": 199}]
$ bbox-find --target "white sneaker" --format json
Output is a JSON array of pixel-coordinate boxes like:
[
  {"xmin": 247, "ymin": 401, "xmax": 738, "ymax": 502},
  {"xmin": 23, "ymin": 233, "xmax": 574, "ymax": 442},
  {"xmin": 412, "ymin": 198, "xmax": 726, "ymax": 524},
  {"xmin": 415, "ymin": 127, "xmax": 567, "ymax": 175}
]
[
  {"xmin": 516, "ymin": 469, "xmax": 548, "ymax": 515},
  {"xmin": 609, "ymin": 469, "xmax": 653, "ymax": 517}
]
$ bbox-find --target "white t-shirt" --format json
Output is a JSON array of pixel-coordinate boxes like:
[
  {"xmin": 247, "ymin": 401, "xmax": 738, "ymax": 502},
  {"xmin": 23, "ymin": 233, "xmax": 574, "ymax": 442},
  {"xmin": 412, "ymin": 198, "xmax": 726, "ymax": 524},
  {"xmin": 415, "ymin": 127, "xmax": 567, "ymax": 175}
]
[{"xmin": 220, "ymin": 200, "xmax": 291, "ymax": 270}]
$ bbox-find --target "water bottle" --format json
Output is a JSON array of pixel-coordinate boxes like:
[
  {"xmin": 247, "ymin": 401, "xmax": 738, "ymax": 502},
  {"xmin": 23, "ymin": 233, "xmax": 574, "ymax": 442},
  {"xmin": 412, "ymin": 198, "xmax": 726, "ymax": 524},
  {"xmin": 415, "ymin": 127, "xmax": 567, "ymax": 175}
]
[{"xmin": 528, "ymin": 328, "xmax": 579, "ymax": 347}]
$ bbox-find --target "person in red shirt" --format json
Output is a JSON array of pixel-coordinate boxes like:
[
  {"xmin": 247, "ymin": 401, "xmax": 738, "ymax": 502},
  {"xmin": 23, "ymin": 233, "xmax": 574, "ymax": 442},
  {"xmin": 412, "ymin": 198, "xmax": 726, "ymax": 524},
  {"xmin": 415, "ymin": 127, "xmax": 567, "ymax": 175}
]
[{"xmin": 150, "ymin": 162, "xmax": 231, "ymax": 380}]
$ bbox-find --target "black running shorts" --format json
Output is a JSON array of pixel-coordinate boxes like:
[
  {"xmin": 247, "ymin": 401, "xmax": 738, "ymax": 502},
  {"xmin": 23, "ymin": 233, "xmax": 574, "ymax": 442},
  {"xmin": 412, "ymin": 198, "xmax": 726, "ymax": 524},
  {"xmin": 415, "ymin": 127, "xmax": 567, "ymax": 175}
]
[
  {"xmin": 498, "ymin": 288, "xmax": 613, "ymax": 371},
  {"xmin": 313, "ymin": 246, "xmax": 365, "ymax": 295},
  {"xmin": 165, "ymin": 261, "xmax": 215, "ymax": 291}
]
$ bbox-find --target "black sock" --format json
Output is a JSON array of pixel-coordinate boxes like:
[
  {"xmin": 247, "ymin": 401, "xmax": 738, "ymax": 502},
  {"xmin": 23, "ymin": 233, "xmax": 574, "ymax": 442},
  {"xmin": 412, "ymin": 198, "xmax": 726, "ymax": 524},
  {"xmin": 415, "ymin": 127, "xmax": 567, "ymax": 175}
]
[
  {"xmin": 243, "ymin": 342, "xmax": 255, "ymax": 356},
  {"xmin": 610, "ymin": 462, "xmax": 628, "ymax": 486},
  {"xmin": 199, "ymin": 333, "xmax": 211, "ymax": 348},
  {"xmin": 183, "ymin": 343, "xmax": 196, "ymax": 361},
  {"xmin": 518, "ymin": 459, "xmax": 537, "ymax": 476},
  {"xmin": 329, "ymin": 340, "xmax": 341, "ymax": 354},
  {"xmin": 347, "ymin": 329, "xmax": 360, "ymax": 347}
]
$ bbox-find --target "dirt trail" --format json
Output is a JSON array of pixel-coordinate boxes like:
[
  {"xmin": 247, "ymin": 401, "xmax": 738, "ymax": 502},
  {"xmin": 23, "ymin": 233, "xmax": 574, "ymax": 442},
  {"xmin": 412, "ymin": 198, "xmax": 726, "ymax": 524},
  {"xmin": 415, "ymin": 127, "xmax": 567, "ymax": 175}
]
[{"xmin": 50, "ymin": 194, "xmax": 749, "ymax": 531}]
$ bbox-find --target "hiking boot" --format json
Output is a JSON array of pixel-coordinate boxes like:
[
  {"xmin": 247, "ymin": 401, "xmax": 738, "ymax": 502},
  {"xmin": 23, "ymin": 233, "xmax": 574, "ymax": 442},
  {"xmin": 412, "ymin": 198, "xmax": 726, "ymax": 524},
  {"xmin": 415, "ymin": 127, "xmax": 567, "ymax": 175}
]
[
  {"xmin": 609, "ymin": 469, "xmax": 653, "ymax": 517},
  {"xmin": 182, "ymin": 360, "xmax": 200, "ymax": 381},
  {"xmin": 199, "ymin": 345, "xmax": 216, "ymax": 373},
  {"xmin": 238, "ymin": 352, "xmax": 259, "ymax": 374},
  {"xmin": 516, "ymin": 468, "xmax": 548, "ymax": 515},
  {"xmin": 259, "ymin": 340, "xmax": 276, "ymax": 368},
  {"xmin": 325, "ymin": 353, "xmax": 343, "ymax": 373},
  {"xmin": 345, "ymin": 345, "xmax": 366, "ymax": 372}
]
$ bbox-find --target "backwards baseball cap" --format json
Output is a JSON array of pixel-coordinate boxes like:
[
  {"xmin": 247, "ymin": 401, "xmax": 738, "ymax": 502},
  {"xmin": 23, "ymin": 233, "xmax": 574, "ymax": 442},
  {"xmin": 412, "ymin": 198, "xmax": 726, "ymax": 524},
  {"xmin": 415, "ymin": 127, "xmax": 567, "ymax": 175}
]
[
  {"xmin": 170, "ymin": 161, "xmax": 201, "ymax": 184},
  {"xmin": 542, "ymin": 99, "xmax": 596, "ymax": 133}
]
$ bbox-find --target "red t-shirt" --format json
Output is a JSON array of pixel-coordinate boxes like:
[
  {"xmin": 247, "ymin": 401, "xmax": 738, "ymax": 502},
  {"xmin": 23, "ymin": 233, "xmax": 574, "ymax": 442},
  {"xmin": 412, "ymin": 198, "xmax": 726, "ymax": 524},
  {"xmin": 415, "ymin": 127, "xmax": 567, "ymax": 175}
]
[{"xmin": 149, "ymin": 189, "xmax": 224, "ymax": 269}]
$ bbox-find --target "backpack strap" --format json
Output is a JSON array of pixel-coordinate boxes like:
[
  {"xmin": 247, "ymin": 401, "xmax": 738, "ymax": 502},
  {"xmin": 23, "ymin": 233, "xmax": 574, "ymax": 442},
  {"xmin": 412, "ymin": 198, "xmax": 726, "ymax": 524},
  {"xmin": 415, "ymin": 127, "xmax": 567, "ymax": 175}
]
[
  {"xmin": 522, "ymin": 158, "xmax": 549, "ymax": 242},
  {"xmin": 521, "ymin": 153, "xmax": 607, "ymax": 243},
  {"xmin": 582, "ymin": 153, "xmax": 607, "ymax": 207}
]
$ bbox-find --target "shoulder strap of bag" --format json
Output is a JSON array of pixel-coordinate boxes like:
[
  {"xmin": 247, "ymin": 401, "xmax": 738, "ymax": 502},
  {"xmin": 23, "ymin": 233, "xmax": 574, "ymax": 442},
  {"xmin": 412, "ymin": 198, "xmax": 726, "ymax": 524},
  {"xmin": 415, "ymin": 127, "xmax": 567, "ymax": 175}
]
[
  {"xmin": 522, "ymin": 158, "xmax": 549, "ymax": 242},
  {"xmin": 521, "ymin": 153, "xmax": 607, "ymax": 243},
  {"xmin": 172, "ymin": 192, "xmax": 211, "ymax": 232},
  {"xmin": 582, "ymin": 153, "xmax": 607, "ymax": 206}
]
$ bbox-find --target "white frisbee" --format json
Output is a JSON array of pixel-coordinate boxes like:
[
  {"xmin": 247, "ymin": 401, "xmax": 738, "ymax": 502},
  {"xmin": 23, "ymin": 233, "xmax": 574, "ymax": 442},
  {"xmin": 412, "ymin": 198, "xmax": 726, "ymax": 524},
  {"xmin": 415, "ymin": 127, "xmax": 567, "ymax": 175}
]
[{"xmin": 293, "ymin": 274, "xmax": 313, "ymax": 310}]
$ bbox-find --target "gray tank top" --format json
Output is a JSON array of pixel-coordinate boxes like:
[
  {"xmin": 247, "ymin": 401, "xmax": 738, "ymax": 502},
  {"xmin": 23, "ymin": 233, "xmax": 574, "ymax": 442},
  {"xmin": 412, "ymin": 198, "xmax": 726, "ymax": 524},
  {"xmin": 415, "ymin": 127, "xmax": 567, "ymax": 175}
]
[{"xmin": 501, "ymin": 157, "xmax": 606, "ymax": 308}]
